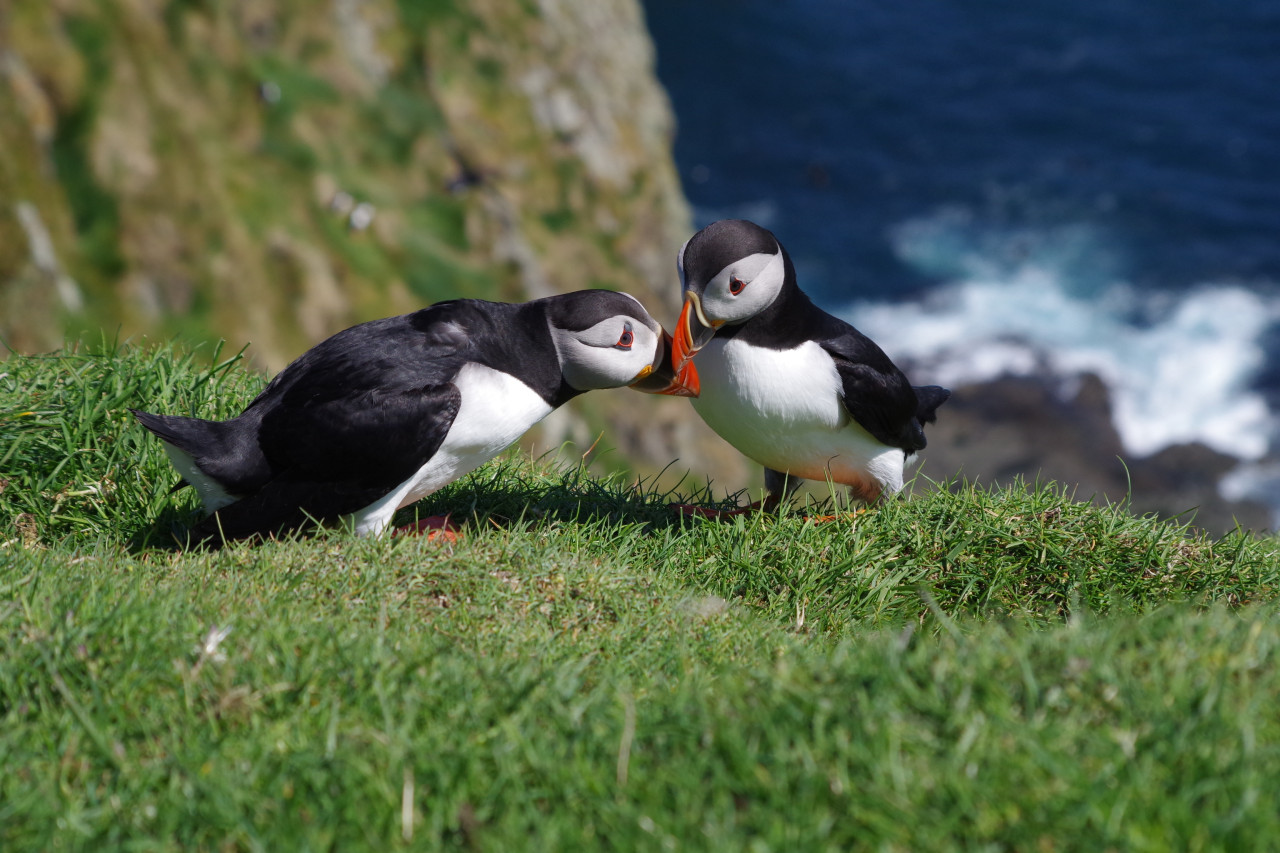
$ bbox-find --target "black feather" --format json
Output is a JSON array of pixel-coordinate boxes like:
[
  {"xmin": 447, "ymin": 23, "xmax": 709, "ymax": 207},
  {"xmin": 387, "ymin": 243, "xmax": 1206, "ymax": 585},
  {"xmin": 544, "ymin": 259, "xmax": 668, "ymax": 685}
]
[{"xmin": 134, "ymin": 293, "xmax": 650, "ymax": 546}]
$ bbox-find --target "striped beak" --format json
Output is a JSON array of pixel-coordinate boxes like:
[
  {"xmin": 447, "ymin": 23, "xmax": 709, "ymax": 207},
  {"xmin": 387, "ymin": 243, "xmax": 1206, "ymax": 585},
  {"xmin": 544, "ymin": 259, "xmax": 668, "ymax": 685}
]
[
  {"xmin": 630, "ymin": 329, "xmax": 700, "ymax": 397},
  {"xmin": 671, "ymin": 291, "xmax": 721, "ymax": 371}
]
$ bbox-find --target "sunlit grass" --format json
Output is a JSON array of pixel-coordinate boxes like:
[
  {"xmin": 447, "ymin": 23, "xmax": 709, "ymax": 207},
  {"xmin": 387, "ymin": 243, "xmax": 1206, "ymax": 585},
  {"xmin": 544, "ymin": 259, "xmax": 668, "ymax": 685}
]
[{"xmin": 3, "ymin": 342, "xmax": 1280, "ymax": 850}]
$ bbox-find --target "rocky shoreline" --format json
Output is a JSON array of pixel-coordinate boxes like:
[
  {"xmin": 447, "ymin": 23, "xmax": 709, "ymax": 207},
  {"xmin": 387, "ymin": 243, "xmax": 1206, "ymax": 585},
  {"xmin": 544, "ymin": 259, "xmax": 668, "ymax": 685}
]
[{"xmin": 914, "ymin": 371, "xmax": 1273, "ymax": 536}]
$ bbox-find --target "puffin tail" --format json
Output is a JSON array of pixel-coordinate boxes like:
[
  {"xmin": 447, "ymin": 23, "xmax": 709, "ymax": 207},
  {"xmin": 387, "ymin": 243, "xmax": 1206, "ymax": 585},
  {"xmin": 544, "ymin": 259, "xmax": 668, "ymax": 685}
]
[
  {"xmin": 132, "ymin": 409, "xmax": 265, "ymax": 503},
  {"xmin": 132, "ymin": 409, "xmax": 225, "ymax": 456},
  {"xmin": 912, "ymin": 385, "xmax": 951, "ymax": 425}
]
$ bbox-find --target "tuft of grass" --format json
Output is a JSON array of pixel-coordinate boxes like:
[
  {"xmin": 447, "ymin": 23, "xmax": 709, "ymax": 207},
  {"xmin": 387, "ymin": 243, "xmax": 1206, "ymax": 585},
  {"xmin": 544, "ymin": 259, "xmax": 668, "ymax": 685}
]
[
  {"xmin": 3, "ymin": 342, "xmax": 1280, "ymax": 850},
  {"xmin": 407, "ymin": 462, "xmax": 1279, "ymax": 635},
  {"xmin": 0, "ymin": 338, "xmax": 262, "ymax": 549}
]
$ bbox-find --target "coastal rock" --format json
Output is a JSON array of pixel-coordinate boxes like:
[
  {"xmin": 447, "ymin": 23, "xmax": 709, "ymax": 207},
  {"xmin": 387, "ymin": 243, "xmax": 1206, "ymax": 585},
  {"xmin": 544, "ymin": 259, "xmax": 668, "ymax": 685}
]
[{"xmin": 916, "ymin": 372, "xmax": 1271, "ymax": 535}]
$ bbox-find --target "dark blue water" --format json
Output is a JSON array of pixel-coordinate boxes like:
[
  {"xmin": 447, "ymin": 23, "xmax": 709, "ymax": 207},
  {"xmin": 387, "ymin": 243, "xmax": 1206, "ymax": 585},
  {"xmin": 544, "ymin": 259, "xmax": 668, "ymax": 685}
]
[
  {"xmin": 644, "ymin": 0, "xmax": 1280, "ymax": 300},
  {"xmin": 643, "ymin": 0, "xmax": 1280, "ymax": 507}
]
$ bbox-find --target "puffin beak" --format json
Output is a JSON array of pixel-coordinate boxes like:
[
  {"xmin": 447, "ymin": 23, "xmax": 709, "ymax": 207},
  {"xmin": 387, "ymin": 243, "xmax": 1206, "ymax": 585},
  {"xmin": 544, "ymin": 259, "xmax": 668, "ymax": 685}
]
[
  {"xmin": 671, "ymin": 291, "xmax": 720, "ymax": 371},
  {"xmin": 629, "ymin": 329, "xmax": 700, "ymax": 397}
]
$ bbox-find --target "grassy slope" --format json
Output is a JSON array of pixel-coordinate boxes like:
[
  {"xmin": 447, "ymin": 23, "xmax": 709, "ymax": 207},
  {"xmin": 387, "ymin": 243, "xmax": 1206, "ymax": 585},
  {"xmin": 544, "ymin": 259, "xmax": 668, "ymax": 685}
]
[{"xmin": 3, "ymin": 344, "xmax": 1280, "ymax": 851}]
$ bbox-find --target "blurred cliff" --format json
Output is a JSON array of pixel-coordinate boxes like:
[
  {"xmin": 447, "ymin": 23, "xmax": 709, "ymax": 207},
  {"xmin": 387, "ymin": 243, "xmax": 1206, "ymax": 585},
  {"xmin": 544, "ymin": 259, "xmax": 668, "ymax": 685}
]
[{"xmin": 0, "ymin": 0, "xmax": 745, "ymax": 485}]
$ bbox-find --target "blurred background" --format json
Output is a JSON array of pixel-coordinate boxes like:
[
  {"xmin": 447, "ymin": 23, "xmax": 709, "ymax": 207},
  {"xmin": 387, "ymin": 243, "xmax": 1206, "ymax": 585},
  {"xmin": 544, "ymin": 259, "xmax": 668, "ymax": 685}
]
[
  {"xmin": 3, "ymin": 0, "xmax": 1277, "ymax": 532},
  {"xmin": 645, "ymin": 0, "xmax": 1280, "ymax": 533}
]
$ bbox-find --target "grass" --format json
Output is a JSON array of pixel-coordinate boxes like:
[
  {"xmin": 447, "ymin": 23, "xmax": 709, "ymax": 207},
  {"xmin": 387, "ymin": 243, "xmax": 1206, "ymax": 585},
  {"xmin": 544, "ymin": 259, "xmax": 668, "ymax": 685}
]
[{"xmin": 3, "ymin": 342, "xmax": 1280, "ymax": 850}]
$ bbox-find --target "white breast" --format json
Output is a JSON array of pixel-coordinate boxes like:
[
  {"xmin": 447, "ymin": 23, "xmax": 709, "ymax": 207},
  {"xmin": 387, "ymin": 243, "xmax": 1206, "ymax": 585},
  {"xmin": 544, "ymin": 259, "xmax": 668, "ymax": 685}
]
[
  {"xmin": 347, "ymin": 363, "xmax": 553, "ymax": 535},
  {"xmin": 690, "ymin": 337, "xmax": 906, "ymax": 498}
]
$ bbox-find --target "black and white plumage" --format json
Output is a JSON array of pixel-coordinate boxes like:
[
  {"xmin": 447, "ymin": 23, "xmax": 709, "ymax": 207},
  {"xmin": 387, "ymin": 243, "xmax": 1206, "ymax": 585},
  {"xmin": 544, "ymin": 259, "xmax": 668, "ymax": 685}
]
[
  {"xmin": 134, "ymin": 290, "xmax": 699, "ymax": 546},
  {"xmin": 670, "ymin": 219, "xmax": 949, "ymax": 506}
]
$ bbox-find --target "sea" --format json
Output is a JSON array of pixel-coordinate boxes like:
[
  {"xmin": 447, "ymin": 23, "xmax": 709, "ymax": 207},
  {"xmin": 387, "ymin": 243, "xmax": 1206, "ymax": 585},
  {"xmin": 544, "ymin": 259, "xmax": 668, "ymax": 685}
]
[{"xmin": 642, "ymin": 0, "xmax": 1280, "ymax": 513}]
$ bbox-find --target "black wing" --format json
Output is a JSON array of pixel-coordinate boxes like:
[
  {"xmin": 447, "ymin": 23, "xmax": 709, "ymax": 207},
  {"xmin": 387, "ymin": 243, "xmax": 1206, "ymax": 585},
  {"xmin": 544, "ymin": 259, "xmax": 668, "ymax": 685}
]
[
  {"xmin": 245, "ymin": 303, "xmax": 473, "ymax": 414},
  {"xmin": 190, "ymin": 382, "xmax": 462, "ymax": 546},
  {"xmin": 816, "ymin": 317, "xmax": 945, "ymax": 453},
  {"xmin": 187, "ymin": 304, "xmax": 483, "ymax": 543}
]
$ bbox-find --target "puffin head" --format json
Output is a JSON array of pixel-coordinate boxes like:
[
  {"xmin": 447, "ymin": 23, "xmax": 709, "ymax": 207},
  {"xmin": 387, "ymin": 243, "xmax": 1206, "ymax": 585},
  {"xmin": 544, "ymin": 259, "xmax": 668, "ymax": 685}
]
[
  {"xmin": 671, "ymin": 219, "xmax": 788, "ymax": 370},
  {"xmin": 545, "ymin": 290, "xmax": 699, "ymax": 397}
]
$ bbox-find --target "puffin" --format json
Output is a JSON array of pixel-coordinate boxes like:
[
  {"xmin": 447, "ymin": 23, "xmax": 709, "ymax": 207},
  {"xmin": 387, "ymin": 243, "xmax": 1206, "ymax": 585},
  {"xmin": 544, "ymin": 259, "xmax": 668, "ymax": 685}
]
[
  {"xmin": 134, "ymin": 290, "xmax": 699, "ymax": 546},
  {"xmin": 669, "ymin": 219, "xmax": 949, "ymax": 514}
]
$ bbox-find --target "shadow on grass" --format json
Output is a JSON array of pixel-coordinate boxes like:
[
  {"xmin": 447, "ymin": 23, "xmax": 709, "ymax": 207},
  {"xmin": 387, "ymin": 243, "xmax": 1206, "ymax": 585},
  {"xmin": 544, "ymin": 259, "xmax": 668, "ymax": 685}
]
[
  {"xmin": 126, "ymin": 504, "xmax": 208, "ymax": 553},
  {"xmin": 393, "ymin": 457, "xmax": 749, "ymax": 537},
  {"xmin": 123, "ymin": 456, "xmax": 756, "ymax": 553}
]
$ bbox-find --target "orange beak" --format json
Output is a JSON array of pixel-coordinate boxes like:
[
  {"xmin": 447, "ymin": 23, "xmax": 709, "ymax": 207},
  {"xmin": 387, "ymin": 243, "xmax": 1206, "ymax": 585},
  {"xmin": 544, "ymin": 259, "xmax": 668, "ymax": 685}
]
[
  {"xmin": 664, "ymin": 359, "xmax": 701, "ymax": 397},
  {"xmin": 671, "ymin": 292, "xmax": 720, "ymax": 372},
  {"xmin": 629, "ymin": 330, "xmax": 700, "ymax": 397}
]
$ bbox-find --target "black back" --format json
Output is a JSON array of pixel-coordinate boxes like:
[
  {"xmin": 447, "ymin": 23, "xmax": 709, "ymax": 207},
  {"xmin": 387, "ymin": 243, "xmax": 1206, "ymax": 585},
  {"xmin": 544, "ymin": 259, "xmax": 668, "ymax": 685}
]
[
  {"xmin": 136, "ymin": 292, "xmax": 673, "ymax": 545},
  {"xmin": 137, "ymin": 298, "xmax": 575, "ymax": 543}
]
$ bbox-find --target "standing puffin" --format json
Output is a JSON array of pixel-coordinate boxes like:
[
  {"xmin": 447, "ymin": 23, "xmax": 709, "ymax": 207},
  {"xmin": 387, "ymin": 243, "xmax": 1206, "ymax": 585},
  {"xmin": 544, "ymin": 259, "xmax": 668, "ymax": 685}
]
[
  {"xmin": 669, "ymin": 219, "xmax": 949, "ymax": 513},
  {"xmin": 134, "ymin": 290, "xmax": 699, "ymax": 546}
]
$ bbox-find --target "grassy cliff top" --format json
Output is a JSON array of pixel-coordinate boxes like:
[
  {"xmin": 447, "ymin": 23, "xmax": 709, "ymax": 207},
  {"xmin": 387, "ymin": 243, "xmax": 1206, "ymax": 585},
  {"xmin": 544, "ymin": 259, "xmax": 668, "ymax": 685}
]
[{"xmin": 3, "ymin": 343, "xmax": 1279, "ymax": 848}]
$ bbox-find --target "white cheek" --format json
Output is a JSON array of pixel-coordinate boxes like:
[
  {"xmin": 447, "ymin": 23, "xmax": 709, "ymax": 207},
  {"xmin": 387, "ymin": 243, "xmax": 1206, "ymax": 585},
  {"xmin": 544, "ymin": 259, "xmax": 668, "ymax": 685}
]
[
  {"xmin": 739, "ymin": 286, "xmax": 776, "ymax": 318},
  {"xmin": 703, "ymin": 251, "xmax": 785, "ymax": 323},
  {"xmin": 636, "ymin": 328, "xmax": 661, "ymax": 363},
  {"xmin": 620, "ymin": 347, "xmax": 649, "ymax": 378},
  {"xmin": 706, "ymin": 286, "xmax": 772, "ymax": 324},
  {"xmin": 565, "ymin": 346, "xmax": 645, "ymax": 389}
]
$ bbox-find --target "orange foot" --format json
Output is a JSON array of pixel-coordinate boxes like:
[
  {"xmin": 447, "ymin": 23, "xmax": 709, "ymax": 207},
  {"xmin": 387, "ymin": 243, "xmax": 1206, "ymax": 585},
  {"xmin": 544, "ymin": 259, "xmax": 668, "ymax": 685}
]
[
  {"xmin": 805, "ymin": 509, "xmax": 866, "ymax": 524},
  {"xmin": 394, "ymin": 514, "xmax": 462, "ymax": 543}
]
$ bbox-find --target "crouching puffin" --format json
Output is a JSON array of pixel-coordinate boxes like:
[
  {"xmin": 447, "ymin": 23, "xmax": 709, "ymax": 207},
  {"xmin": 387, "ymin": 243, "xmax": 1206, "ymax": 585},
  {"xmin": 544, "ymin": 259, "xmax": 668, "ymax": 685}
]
[
  {"xmin": 669, "ymin": 219, "xmax": 949, "ymax": 515},
  {"xmin": 134, "ymin": 290, "xmax": 699, "ymax": 547}
]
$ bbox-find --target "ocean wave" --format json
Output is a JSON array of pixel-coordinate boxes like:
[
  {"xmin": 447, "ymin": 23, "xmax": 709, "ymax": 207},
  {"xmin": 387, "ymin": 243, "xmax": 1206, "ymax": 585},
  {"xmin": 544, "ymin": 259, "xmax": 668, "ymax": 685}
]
[{"xmin": 844, "ymin": 212, "xmax": 1280, "ymax": 462}]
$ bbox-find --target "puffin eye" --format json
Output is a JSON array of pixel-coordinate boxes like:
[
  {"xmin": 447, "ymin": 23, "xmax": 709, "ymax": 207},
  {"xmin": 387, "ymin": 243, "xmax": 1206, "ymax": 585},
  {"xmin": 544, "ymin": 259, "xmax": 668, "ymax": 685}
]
[
  {"xmin": 616, "ymin": 323, "xmax": 634, "ymax": 349},
  {"xmin": 729, "ymin": 276, "xmax": 746, "ymax": 296}
]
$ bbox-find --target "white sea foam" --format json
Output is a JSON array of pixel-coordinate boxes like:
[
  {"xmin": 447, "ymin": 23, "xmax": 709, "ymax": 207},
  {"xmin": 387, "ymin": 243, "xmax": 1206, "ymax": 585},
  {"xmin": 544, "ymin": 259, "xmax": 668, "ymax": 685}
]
[{"xmin": 843, "ymin": 212, "xmax": 1280, "ymax": 462}]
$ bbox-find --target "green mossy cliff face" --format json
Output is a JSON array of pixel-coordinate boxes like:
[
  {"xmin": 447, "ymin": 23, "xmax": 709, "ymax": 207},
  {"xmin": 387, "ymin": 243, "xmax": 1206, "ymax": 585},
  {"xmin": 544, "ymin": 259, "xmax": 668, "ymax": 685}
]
[{"xmin": 0, "ymin": 0, "xmax": 745, "ymax": 483}]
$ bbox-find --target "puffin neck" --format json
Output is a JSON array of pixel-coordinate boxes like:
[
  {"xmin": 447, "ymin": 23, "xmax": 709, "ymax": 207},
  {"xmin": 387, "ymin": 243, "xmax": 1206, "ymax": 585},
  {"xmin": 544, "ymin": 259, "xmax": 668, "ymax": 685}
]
[{"xmin": 508, "ymin": 300, "xmax": 582, "ymax": 407}]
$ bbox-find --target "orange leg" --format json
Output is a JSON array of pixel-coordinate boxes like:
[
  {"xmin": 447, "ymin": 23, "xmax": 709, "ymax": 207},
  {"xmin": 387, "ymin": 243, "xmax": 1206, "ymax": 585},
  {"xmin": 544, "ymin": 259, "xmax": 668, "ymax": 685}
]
[
  {"xmin": 394, "ymin": 514, "xmax": 462, "ymax": 543},
  {"xmin": 805, "ymin": 508, "xmax": 866, "ymax": 524}
]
